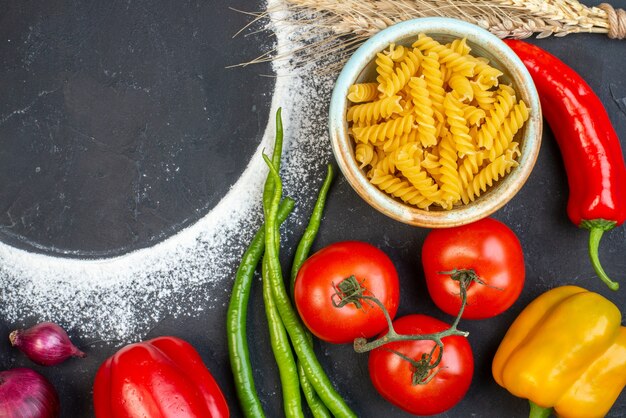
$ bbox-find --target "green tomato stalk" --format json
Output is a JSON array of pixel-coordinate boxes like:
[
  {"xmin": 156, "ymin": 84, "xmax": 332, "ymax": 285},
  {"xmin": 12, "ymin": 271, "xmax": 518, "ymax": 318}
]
[{"xmin": 332, "ymin": 273, "xmax": 474, "ymax": 385}]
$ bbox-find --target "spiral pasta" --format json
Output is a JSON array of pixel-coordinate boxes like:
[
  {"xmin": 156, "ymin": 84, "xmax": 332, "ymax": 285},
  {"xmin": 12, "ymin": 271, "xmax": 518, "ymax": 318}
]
[
  {"xmin": 379, "ymin": 49, "xmax": 422, "ymax": 97},
  {"xmin": 346, "ymin": 33, "xmax": 530, "ymax": 211},
  {"xmin": 396, "ymin": 143, "xmax": 442, "ymax": 208},
  {"xmin": 355, "ymin": 143, "xmax": 375, "ymax": 169},
  {"xmin": 488, "ymin": 100, "xmax": 529, "ymax": 161},
  {"xmin": 437, "ymin": 131, "xmax": 462, "ymax": 206},
  {"xmin": 458, "ymin": 149, "xmax": 488, "ymax": 189},
  {"xmin": 444, "ymin": 92, "xmax": 475, "ymax": 158},
  {"xmin": 463, "ymin": 105, "xmax": 486, "ymax": 126},
  {"xmin": 352, "ymin": 113, "xmax": 415, "ymax": 144},
  {"xmin": 386, "ymin": 43, "xmax": 408, "ymax": 62},
  {"xmin": 473, "ymin": 57, "xmax": 503, "ymax": 90},
  {"xmin": 413, "ymin": 34, "xmax": 476, "ymax": 78},
  {"xmin": 444, "ymin": 38, "xmax": 503, "ymax": 89},
  {"xmin": 375, "ymin": 52, "xmax": 395, "ymax": 87},
  {"xmin": 421, "ymin": 51, "xmax": 446, "ymax": 118},
  {"xmin": 477, "ymin": 87, "xmax": 516, "ymax": 149},
  {"xmin": 471, "ymin": 81, "xmax": 497, "ymax": 110},
  {"xmin": 347, "ymin": 95, "xmax": 403, "ymax": 125},
  {"xmin": 382, "ymin": 127, "xmax": 419, "ymax": 153},
  {"xmin": 347, "ymin": 83, "xmax": 379, "ymax": 103},
  {"xmin": 398, "ymin": 97, "xmax": 415, "ymax": 117},
  {"xmin": 370, "ymin": 147, "xmax": 401, "ymax": 177},
  {"xmin": 370, "ymin": 169, "xmax": 433, "ymax": 209},
  {"xmin": 448, "ymin": 74, "xmax": 473, "ymax": 102},
  {"xmin": 499, "ymin": 84, "xmax": 517, "ymax": 100},
  {"xmin": 447, "ymin": 38, "xmax": 471, "ymax": 56},
  {"xmin": 465, "ymin": 150, "xmax": 519, "ymax": 203},
  {"xmin": 408, "ymin": 77, "xmax": 437, "ymax": 147}
]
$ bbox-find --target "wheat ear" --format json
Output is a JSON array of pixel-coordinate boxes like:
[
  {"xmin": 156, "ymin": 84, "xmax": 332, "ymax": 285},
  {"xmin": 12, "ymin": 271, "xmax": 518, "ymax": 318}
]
[{"xmin": 234, "ymin": 0, "xmax": 625, "ymax": 73}]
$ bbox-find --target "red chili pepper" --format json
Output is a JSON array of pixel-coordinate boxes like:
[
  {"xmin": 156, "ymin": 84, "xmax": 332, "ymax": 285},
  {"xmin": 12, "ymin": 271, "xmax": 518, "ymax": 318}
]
[
  {"xmin": 93, "ymin": 336, "xmax": 229, "ymax": 418},
  {"xmin": 504, "ymin": 39, "xmax": 626, "ymax": 291}
]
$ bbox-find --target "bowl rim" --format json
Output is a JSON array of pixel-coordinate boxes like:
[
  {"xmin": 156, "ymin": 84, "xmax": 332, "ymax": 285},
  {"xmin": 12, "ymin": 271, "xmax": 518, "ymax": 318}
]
[{"xmin": 329, "ymin": 17, "xmax": 542, "ymax": 228}]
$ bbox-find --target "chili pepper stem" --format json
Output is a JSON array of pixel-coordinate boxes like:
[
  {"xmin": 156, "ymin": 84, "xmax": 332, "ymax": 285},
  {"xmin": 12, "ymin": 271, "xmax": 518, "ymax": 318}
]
[
  {"xmin": 580, "ymin": 219, "xmax": 619, "ymax": 291},
  {"xmin": 528, "ymin": 400, "xmax": 553, "ymax": 418}
]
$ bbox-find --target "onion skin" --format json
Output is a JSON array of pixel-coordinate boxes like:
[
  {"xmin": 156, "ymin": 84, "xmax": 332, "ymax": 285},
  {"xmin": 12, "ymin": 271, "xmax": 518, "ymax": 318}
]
[
  {"xmin": 0, "ymin": 368, "xmax": 60, "ymax": 418},
  {"xmin": 9, "ymin": 322, "xmax": 86, "ymax": 366}
]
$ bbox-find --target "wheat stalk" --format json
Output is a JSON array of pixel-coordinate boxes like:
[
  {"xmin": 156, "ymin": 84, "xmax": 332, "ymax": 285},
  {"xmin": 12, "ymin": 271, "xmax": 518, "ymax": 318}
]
[{"xmin": 235, "ymin": 0, "xmax": 625, "ymax": 73}]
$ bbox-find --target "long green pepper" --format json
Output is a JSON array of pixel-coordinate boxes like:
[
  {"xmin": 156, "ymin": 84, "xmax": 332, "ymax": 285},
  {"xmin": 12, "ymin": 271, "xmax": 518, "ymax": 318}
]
[
  {"xmin": 261, "ymin": 108, "xmax": 303, "ymax": 418},
  {"xmin": 263, "ymin": 108, "xmax": 284, "ymax": 211},
  {"xmin": 290, "ymin": 164, "xmax": 335, "ymax": 293},
  {"xmin": 226, "ymin": 198, "xmax": 295, "ymax": 418},
  {"xmin": 263, "ymin": 155, "xmax": 356, "ymax": 418},
  {"xmin": 262, "ymin": 254, "xmax": 303, "ymax": 417},
  {"xmin": 290, "ymin": 165, "xmax": 335, "ymax": 418}
]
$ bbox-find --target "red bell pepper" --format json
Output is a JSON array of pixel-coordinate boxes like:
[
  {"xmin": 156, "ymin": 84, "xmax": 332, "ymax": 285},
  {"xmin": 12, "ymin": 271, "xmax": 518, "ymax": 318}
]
[
  {"xmin": 93, "ymin": 336, "xmax": 229, "ymax": 418},
  {"xmin": 505, "ymin": 39, "xmax": 626, "ymax": 291}
]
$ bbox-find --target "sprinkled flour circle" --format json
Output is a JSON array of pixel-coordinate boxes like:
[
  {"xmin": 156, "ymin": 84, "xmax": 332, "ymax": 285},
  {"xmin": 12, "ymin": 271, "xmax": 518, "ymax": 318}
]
[{"xmin": 0, "ymin": 0, "xmax": 335, "ymax": 341}]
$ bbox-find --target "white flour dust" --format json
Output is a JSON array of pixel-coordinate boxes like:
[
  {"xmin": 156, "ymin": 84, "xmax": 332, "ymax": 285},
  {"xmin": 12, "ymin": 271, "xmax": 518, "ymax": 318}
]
[{"xmin": 0, "ymin": 1, "xmax": 335, "ymax": 341}]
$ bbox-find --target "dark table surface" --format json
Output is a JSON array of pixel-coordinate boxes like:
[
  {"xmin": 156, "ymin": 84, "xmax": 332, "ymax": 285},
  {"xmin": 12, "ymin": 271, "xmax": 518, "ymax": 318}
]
[{"xmin": 1, "ymin": 0, "xmax": 626, "ymax": 417}]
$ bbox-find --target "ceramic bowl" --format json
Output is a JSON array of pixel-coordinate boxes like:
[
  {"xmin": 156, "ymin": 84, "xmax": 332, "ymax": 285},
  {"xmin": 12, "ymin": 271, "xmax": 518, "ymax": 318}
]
[{"xmin": 329, "ymin": 17, "xmax": 542, "ymax": 228}]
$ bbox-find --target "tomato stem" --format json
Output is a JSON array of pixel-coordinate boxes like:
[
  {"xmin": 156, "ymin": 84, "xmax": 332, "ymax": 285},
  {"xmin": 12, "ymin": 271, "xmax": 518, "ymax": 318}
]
[
  {"xmin": 333, "ymin": 276, "xmax": 470, "ymax": 385},
  {"xmin": 440, "ymin": 268, "xmax": 501, "ymax": 293},
  {"xmin": 386, "ymin": 343, "xmax": 443, "ymax": 385},
  {"xmin": 332, "ymin": 275, "xmax": 372, "ymax": 310}
]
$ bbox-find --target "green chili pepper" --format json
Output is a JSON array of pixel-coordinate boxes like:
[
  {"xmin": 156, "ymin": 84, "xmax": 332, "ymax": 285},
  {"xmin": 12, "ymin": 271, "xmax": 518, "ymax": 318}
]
[
  {"xmin": 263, "ymin": 108, "xmax": 284, "ymax": 210},
  {"xmin": 226, "ymin": 198, "xmax": 294, "ymax": 418},
  {"xmin": 262, "ymin": 252, "xmax": 303, "ymax": 417},
  {"xmin": 261, "ymin": 108, "xmax": 303, "ymax": 418},
  {"xmin": 290, "ymin": 164, "xmax": 335, "ymax": 294},
  {"xmin": 290, "ymin": 164, "xmax": 335, "ymax": 418},
  {"xmin": 298, "ymin": 365, "xmax": 331, "ymax": 418},
  {"xmin": 227, "ymin": 108, "xmax": 297, "ymax": 417},
  {"xmin": 263, "ymin": 154, "xmax": 356, "ymax": 418}
]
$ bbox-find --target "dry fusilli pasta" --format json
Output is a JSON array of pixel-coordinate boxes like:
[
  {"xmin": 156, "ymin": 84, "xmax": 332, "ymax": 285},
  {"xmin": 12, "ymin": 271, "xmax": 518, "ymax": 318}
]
[
  {"xmin": 346, "ymin": 33, "xmax": 530, "ymax": 211},
  {"xmin": 413, "ymin": 34, "xmax": 476, "ymax": 78},
  {"xmin": 347, "ymin": 83, "xmax": 379, "ymax": 103},
  {"xmin": 408, "ymin": 77, "xmax": 437, "ymax": 147},
  {"xmin": 347, "ymin": 95, "xmax": 403, "ymax": 125},
  {"xmin": 352, "ymin": 113, "xmax": 415, "ymax": 144},
  {"xmin": 444, "ymin": 92, "xmax": 475, "ymax": 158},
  {"xmin": 379, "ymin": 50, "xmax": 422, "ymax": 97}
]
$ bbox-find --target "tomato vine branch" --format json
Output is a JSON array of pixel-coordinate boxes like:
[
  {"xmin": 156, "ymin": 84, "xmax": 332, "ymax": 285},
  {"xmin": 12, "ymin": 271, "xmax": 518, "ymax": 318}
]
[{"xmin": 332, "ymin": 273, "xmax": 471, "ymax": 385}]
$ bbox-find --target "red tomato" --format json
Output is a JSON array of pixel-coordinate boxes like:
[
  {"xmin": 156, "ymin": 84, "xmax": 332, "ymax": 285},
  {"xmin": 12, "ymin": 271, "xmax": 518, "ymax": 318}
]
[
  {"xmin": 93, "ymin": 336, "xmax": 229, "ymax": 418},
  {"xmin": 294, "ymin": 241, "xmax": 400, "ymax": 344},
  {"xmin": 422, "ymin": 217, "xmax": 525, "ymax": 319},
  {"xmin": 368, "ymin": 314, "xmax": 473, "ymax": 416}
]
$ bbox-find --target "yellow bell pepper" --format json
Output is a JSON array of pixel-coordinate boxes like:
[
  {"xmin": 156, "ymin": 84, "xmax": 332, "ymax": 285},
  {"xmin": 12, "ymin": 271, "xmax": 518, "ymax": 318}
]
[{"xmin": 492, "ymin": 285, "xmax": 626, "ymax": 418}]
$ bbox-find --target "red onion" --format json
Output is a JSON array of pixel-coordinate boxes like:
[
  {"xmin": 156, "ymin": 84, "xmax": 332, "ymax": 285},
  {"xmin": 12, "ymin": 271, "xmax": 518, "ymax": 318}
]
[
  {"xmin": 0, "ymin": 368, "xmax": 60, "ymax": 418},
  {"xmin": 9, "ymin": 322, "xmax": 86, "ymax": 366}
]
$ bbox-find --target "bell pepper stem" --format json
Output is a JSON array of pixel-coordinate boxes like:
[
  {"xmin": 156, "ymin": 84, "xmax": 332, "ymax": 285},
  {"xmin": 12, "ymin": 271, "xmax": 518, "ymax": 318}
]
[
  {"xmin": 528, "ymin": 400, "xmax": 552, "ymax": 418},
  {"xmin": 580, "ymin": 219, "xmax": 619, "ymax": 291}
]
